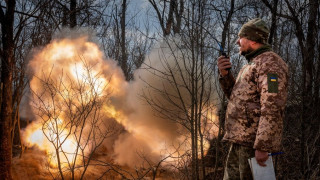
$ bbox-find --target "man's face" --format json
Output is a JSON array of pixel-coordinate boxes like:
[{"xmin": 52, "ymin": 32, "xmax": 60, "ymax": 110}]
[{"xmin": 236, "ymin": 37, "xmax": 254, "ymax": 56}]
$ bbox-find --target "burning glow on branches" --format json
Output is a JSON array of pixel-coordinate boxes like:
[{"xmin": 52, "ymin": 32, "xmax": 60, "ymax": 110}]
[
  {"xmin": 22, "ymin": 33, "xmax": 220, "ymax": 175},
  {"xmin": 24, "ymin": 35, "xmax": 127, "ymax": 168}
]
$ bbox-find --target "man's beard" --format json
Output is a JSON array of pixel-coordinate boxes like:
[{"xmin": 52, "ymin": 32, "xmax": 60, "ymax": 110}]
[{"xmin": 240, "ymin": 46, "xmax": 254, "ymax": 56}]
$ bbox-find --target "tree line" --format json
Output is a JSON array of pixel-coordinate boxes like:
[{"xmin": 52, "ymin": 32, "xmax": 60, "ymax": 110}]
[{"xmin": 0, "ymin": 0, "xmax": 319, "ymax": 179}]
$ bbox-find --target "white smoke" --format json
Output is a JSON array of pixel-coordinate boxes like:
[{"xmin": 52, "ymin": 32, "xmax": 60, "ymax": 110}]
[{"xmin": 113, "ymin": 37, "xmax": 219, "ymax": 167}]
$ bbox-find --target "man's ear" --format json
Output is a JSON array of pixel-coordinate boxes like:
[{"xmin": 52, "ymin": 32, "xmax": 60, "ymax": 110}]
[
  {"xmin": 246, "ymin": 39, "xmax": 256, "ymax": 48},
  {"xmin": 250, "ymin": 40, "xmax": 263, "ymax": 49},
  {"xmin": 249, "ymin": 40, "xmax": 257, "ymax": 46}
]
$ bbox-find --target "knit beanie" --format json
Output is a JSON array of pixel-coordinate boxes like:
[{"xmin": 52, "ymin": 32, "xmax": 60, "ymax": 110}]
[{"xmin": 238, "ymin": 18, "xmax": 270, "ymax": 44}]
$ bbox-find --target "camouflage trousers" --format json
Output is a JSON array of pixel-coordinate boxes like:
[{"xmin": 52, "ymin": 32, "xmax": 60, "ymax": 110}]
[{"xmin": 223, "ymin": 143, "xmax": 255, "ymax": 180}]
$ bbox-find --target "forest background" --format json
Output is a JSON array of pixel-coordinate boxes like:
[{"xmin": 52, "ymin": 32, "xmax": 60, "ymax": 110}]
[{"xmin": 0, "ymin": 0, "xmax": 319, "ymax": 179}]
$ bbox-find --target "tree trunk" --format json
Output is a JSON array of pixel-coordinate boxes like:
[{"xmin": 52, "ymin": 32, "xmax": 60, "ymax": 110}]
[
  {"xmin": 0, "ymin": 1, "xmax": 16, "ymax": 179},
  {"xmin": 303, "ymin": 0, "xmax": 319, "ymax": 177},
  {"xmin": 173, "ymin": 0, "xmax": 184, "ymax": 34},
  {"xmin": 215, "ymin": 1, "xmax": 234, "ymax": 179},
  {"xmin": 120, "ymin": 0, "xmax": 129, "ymax": 80},
  {"xmin": 282, "ymin": 0, "xmax": 316, "ymax": 176},
  {"xmin": 70, "ymin": 0, "xmax": 77, "ymax": 28},
  {"xmin": 220, "ymin": 0, "xmax": 234, "ymax": 53},
  {"xmin": 283, "ymin": 0, "xmax": 319, "ymax": 176},
  {"xmin": 268, "ymin": 0, "xmax": 279, "ymax": 46},
  {"xmin": 148, "ymin": 0, "xmax": 180, "ymax": 37}
]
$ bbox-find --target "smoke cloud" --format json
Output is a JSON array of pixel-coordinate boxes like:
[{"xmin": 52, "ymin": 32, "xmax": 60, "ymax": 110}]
[{"xmin": 14, "ymin": 30, "xmax": 219, "ymax": 178}]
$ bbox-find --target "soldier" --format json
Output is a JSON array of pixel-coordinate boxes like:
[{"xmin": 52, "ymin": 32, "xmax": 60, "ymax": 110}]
[{"xmin": 217, "ymin": 18, "xmax": 288, "ymax": 179}]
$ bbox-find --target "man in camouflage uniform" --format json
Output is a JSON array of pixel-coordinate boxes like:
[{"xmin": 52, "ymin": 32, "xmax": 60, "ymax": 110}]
[{"xmin": 217, "ymin": 18, "xmax": 288, "ymax": 179}]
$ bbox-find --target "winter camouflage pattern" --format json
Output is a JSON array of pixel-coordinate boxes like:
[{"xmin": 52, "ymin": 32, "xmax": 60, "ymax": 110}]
[
  {"xmin": 219, "ymin": 51, "xmax": 288, "ymax": 152},
  {"xmin": 223, "ymin": 143, "xmax": 255, "ymax": 180}
]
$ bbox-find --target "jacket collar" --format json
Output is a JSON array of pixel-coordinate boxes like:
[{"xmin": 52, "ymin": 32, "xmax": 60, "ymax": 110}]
[{"xmin": 245, "ymin": 44, "xmax": 272, "ymax": 62}]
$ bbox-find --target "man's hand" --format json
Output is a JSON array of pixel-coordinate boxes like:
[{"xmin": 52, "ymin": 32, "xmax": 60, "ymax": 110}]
[
  {"xmin": 217, "ymin": 56, "xmax": 231, "ymax": 77},
  {"xmin": 255, "ymin": 149, "xmax": 269, "ymax": 167}
]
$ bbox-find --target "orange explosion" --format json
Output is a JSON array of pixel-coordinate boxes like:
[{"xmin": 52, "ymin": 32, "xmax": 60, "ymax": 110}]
[
  {"xmin": 22, "ymin": 34, "xmax": 220, "ymax": 173},
  {"xmin": 23, "ymin": 35, "xmax": 128, "ymax": 168}
]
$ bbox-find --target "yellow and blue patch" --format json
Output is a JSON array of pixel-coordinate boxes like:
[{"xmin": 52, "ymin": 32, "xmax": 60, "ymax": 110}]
[
  {"xmin": 268, "ymin": 73, "xmax": 278, "ymax": 93},
  {"xmin": 270, "ymin": 77, "xmax": 277, "ymax": 82}
]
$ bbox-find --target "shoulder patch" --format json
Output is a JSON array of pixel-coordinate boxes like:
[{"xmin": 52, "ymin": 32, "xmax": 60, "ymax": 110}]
[{"xmin": 268, "ymin": 73, "xmax": 278, "ymax": 93}]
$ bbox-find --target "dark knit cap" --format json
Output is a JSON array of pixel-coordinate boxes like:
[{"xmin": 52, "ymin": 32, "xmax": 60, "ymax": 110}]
[{"xmin": 238, "ymin": 18, "xmax": 270, "ymax": 44}]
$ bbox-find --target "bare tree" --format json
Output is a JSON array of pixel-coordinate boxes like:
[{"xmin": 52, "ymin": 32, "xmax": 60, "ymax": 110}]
[
  {"xmin": 30, "ymin": 59, "xmax": 121, "ymax": 179},
  {"xmin": 261, "ymin": 0, "xmax": 319, "ymax": 178},
  {"xmin": 101, "ymin": 0, "xmax": 154, "ymax": 81},
  {"xmin": 70, "ymin": 0, "xmax": 77, "ymax": 27},
  {"xmin": 120, "ymin": 0, "xmax": 129, "ymax": 80},
  {"xmin": 140, "ymin": 1, "xmax": 222, "ymax": 179},
  {"xmin": 0, "ymin": 1, "xmax": 16, "ymax": 179},
  {"xmin": 203, "ymin": 1, "xmax": 236, "ymax": 179},
  {"xmin": 148, "ymin": 0, "xmax": 184, "ymax": 36},
  {"xmin": 2, "ymin": 0, "xmax": 319, "ymax": 179}
]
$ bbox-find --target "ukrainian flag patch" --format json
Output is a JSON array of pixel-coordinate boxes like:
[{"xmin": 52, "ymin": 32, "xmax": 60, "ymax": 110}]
[{"xmin": 268, "ymin": 73, "xmax": 278, "ymax": 93}]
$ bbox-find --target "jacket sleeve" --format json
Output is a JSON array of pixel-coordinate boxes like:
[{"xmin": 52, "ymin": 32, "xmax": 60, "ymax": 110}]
[
  {"xmin": 253, "ymin": 54, "xmax": 288, "ymax": 152},
  {"xmin": 219, "ymin": 72, "xmax": 236, "ymax": 99}
]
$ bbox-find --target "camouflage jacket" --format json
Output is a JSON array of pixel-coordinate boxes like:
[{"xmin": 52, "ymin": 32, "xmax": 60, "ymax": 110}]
[{"xmin": 219, "ymin": 47, "xmax": 288, "ymax": 152}]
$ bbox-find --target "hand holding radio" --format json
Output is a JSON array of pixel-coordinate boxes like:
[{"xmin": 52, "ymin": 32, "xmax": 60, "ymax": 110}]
[{"xmin": 218, "ymin": 55, "xmax": 231, "ymax": 77}]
